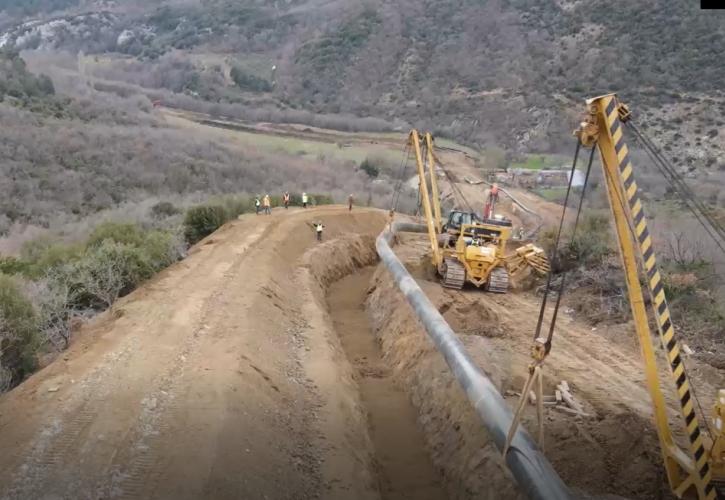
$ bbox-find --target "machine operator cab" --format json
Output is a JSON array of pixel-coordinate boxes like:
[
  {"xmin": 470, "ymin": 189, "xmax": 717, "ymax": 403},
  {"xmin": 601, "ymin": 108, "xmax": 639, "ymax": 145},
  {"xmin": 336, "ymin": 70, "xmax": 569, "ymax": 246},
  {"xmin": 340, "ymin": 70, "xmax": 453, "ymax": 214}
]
[{"xmin": 442, "ymin": 210, "xmax": 513, "ymax": 247}]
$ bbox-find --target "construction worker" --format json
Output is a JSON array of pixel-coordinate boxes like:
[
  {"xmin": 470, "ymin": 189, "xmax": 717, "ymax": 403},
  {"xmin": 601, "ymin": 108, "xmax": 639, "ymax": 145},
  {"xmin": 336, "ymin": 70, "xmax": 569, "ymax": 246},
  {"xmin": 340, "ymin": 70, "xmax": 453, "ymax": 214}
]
[
  {"xmin": 348, "ymin": 193, "xmax": 354, "ymax": 211},
  {"xmin": 263, "ymin": 194, "xmax": 271, "ymax": 215},
  {"xmin": 254, "ymin": 196, "xmax": 261, "ymax": 215},
  {"xmin": 283, "ymin": 191, "xmax": 290, "ymax": 209},
  {"xmin": 302, "ymin": 192, "xmax": 308, "ymax": 208},
  {"xmin": 483, "ymin": 183, "xmax": 500, "ymax": 219},
  {"xmin": 311, "ymin": 221, "xmax": 324, "ymax": 241}
]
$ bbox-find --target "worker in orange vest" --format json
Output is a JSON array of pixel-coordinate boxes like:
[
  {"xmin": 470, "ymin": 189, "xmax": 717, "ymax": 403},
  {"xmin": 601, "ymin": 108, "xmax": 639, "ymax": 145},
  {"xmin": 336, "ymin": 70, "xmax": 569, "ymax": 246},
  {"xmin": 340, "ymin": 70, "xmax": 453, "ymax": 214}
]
[{"xmin": 484, "ymin": 183, "xmax": 499, "ymax": 219}]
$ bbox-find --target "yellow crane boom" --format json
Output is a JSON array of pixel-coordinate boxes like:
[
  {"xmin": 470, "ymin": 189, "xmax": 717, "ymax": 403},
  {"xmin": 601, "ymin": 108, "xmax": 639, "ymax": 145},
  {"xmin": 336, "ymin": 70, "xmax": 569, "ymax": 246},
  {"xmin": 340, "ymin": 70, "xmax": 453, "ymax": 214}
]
[{"xmin": 577, "ymin": 94, "xmax": 724, "ymax": 499}]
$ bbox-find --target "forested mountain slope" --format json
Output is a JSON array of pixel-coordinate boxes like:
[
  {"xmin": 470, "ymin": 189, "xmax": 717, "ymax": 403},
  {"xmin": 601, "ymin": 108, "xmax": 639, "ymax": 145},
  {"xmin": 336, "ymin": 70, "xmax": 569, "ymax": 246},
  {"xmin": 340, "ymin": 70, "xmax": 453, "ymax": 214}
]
[{"xmin": 0, "ymin": 0, "xmax": 722, "ymax": 158}]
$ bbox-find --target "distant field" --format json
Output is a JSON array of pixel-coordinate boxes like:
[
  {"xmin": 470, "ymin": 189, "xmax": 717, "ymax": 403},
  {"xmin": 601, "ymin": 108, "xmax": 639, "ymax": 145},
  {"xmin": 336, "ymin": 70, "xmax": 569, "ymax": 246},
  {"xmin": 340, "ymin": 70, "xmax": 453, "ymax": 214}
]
[
  {"xmin": 533, "ymin": 187, "xmax": 569, "ymax": 204},
  {"xmin": 511, "ymin": 154, "xmax": 568, "ymax": 170}
]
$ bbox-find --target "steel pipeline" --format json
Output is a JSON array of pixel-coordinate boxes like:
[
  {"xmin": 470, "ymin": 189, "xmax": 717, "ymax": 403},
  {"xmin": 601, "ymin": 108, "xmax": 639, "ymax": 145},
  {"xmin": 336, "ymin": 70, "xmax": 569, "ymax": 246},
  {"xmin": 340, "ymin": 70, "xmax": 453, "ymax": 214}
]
[{"xmin": 376, "ymin": 220, "xmax": 573, "ymax": 500}]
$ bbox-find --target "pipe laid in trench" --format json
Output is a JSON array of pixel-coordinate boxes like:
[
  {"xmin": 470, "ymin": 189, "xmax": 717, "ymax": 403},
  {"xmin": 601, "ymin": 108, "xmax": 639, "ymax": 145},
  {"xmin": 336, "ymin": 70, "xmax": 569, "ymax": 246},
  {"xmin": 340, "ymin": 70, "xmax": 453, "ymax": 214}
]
[{"xmin": 376, "ymin": 221, "xmax": 572, "ymax": 500}]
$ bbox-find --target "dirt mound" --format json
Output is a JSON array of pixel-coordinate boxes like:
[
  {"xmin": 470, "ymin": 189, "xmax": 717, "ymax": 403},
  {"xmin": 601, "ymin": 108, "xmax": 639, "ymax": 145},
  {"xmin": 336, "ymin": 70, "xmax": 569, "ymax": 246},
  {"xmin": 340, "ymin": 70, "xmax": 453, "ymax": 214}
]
[{"xmin": 437, "ymin": 290, "xmax": 506, "ymax": 338}]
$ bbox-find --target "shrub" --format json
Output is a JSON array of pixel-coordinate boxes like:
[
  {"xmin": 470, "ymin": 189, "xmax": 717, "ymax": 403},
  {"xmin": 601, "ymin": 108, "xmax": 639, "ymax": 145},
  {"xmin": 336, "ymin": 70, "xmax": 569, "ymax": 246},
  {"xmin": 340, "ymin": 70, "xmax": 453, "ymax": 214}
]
[
  {"xmin": 309, "ymin": 193, "xmax": 335, "ymax": 205},
  {"xmin": 150, "ymin": 201, "xmax": 181, "ymax": 219},
  {"xmin": 74, "ymin": 240, "xmax": 150, "ymax": 309},
  {"xmin": 0, "ymin": 256, "xmax": 32, "ymax": 276},
  {"xmin": 0, "ymin": 274, "xmax": 38, "ymax": 387},
  {"xmin": 359, "ymin": 157, "xmax": 380, "ymax": 178},
  {"xmin": 566, "ymin": 213, "xmax": 613, "ymax": 267},
  {"xmin": 141, "ymin": 230, "xmax": 185, "ymax": 271},
  {"xmin": 539, "ymin": 212, "xmax": 613, "ymax": 270},
  {"xmin": 20, "ymin": 239, "xmax": 83, "ymax": 277},
  {"xmin": 24, "ymin": 275, "xmax": 74, "ymax": 350},
  {"xmin": 87, "ymin": 222, "xmax": 145, "ymax": 248},
  {"xmin": 216, "ymin": 195, "xmax": 255, "ymax": 218},
  {"xmin": 230, "ymin": 67, "xmax": 272, "ymax": 92},
  {"xmin": 183, "ymin": 204, "xmax": 228, "ymax": 244}
]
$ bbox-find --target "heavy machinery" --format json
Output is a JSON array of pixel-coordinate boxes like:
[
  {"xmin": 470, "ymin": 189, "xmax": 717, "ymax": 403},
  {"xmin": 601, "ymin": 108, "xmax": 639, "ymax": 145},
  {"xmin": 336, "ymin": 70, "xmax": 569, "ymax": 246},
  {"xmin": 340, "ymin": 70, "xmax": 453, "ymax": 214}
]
[
  {"xmin": 579, "ymin": 94, "xmax": 724, "ymax": 499},
  {"xmin": 505, "ymin": 94, "xmax": 724, "ymax": 499},
  {"xmin": 407, "ymin": 130, "xmax": 549, "ymax": 291}
]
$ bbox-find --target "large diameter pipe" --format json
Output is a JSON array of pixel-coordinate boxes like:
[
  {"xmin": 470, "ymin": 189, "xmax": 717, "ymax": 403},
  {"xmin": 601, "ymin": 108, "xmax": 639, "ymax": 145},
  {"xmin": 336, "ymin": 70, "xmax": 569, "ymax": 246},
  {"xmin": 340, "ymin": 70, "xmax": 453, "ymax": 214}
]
[{"xmin": 376, "ymin": 221, "xmax": 573, "ymax": 500}]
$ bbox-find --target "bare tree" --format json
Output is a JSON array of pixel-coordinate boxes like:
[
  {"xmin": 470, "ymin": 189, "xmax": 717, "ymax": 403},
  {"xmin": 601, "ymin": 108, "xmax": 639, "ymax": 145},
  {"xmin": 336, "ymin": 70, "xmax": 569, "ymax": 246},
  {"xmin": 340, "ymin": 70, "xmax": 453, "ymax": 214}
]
[
  {"xmin": 663, "ymin": 230, "xmax": 706, "ymax": 267},
  {"xmin": 24, "ymin": 274, "xmax": 75, "ymax": 351},
  {"xmin": 77, "ymin": 241, "xmax": 133, "ymax": 312}
]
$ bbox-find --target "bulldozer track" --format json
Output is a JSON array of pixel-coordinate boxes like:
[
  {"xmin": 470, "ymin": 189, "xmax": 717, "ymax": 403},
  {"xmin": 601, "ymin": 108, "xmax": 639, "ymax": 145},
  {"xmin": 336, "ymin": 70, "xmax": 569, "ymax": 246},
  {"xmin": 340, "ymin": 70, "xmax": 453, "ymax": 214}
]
[
  {"xmin": 442, "ymin": 258, "xmax": 466, "ymax": 289},
  {"xmin": 486, "ymin": 267, "xmax": 509, "ymax": 293}
]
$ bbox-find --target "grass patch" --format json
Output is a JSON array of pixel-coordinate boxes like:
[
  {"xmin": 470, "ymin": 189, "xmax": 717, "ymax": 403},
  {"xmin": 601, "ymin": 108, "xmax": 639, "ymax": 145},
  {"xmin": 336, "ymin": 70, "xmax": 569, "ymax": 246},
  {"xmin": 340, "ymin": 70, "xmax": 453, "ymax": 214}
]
[
  {"xmin": 510, "ymin": 154, "xmax": 568, "ymax": 170},
  {"xmin": 533, "ymin": 187, "xmax": 570, "ymax": 204}
]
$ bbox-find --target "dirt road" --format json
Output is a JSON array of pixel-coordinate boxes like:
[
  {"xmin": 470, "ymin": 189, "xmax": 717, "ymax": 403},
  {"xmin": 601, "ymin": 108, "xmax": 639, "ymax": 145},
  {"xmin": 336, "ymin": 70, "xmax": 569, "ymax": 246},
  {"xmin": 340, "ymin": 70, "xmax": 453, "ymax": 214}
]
[{"xmin": 0, "ymin": 207, "xmax": 388, "ymax": 500}]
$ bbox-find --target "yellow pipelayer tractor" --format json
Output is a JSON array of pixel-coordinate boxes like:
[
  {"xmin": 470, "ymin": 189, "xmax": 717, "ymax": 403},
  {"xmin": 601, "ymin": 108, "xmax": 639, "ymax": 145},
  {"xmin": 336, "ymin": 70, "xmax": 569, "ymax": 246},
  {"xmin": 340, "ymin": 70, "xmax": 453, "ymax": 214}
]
[
  {"xmin": 408, "ymin": 130, "xmax": 549, "ymax": 291},
  {"xmin": 504, "ymin": 95, "xmax": 724, "ymax": 499}
]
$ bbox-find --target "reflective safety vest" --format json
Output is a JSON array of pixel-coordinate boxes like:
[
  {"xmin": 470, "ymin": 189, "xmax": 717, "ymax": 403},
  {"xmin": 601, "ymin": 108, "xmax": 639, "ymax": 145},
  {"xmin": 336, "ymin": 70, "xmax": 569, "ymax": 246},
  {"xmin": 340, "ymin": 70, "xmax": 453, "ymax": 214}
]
[{"xmin": 315, "ymin": 224, "xmax": 323, "ymax": 232}]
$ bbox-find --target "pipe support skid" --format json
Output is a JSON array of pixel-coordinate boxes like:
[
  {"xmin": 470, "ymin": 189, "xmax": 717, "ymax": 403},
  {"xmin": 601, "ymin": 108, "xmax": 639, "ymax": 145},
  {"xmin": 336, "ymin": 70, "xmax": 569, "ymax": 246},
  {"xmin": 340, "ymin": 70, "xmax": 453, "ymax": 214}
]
[{"xmin": 375, "ymin": 221, "xmax": 573, "ymax": 500}]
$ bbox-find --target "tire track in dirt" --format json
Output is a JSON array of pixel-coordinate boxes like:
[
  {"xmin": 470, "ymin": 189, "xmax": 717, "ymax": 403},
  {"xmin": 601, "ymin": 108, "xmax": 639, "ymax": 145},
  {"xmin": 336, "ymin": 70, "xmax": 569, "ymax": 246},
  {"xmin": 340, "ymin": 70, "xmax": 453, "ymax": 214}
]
[{"xmin": 100, "ymin": 218, "xmax": 279, "ymax": 499}]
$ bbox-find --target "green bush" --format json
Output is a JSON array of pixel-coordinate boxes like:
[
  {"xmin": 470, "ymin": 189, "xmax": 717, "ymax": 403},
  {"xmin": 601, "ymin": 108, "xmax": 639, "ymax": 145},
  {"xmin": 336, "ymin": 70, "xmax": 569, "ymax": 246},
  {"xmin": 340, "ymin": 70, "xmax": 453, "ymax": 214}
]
[
  {"xmin": 216, "ymin": 195, "xmax": 255, "ymax": 218},
  {"xmin": 539, "ymin": 211, "xmax": 613, "ymax": 270},
  {"xmin": 20, "ymin": 239, "xmax": 83, "ymax": 277},
  {"xmin": 87, "ymin": 221, "xmax": 145, "ymax": 248},
  {"xmin": 309, "ymin": 193, "xmax": 335, "ymax": 205},
  {"xmin": 73, "ymin": 240, "xmax": 151, "ymax": 309},
  {"xmin": 0, "ymin": 256, "xmax": 32, "ymax": 276},
  {"xmin": 183, "ymin": 204, "xmax": 229, "ymax": 244},
  {"xmin": 359, "ymin": 158, "xmax": 379, "ymax": 178},
  {"xmin": 568, "ymin": 213, "xmax": 613, "ymax": 266},
  {"xmin": 150, "ymin": 201, "xmax": 181, "ymax": 219},
  {"xmin": 0, "ymin": 273, "xmax": 39, "ymax": 386},
  {"xmin": 230, "ymin": 67, "xmax": 272, "ymax": 92},
  {"xmin": 141, "ymin": 231, "xmax": 182, "ymax": 271}
]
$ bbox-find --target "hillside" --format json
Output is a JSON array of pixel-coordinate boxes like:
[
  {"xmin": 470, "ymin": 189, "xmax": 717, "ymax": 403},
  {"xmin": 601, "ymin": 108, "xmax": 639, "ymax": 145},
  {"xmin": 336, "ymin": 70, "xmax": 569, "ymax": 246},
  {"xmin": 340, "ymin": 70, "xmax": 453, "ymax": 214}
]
[{"xmin": 0, "ymin": 0, "xmax": 723, "ymax": 162}]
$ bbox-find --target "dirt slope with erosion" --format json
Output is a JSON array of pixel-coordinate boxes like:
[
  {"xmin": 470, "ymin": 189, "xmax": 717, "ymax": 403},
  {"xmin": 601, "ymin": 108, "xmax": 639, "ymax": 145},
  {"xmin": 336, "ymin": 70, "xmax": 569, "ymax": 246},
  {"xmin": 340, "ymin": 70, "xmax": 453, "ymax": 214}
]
[{"xmin": 0, "ymin": 206, "xmax": 387, "ymax": 500}]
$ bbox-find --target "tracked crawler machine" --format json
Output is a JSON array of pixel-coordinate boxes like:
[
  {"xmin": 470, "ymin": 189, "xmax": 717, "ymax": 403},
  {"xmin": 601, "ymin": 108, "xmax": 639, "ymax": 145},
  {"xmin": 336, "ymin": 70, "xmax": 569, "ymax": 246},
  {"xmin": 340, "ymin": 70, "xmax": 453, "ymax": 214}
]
[{"xmin": 407, "ymin": 130, "xmax": 549, "ymax": 291}]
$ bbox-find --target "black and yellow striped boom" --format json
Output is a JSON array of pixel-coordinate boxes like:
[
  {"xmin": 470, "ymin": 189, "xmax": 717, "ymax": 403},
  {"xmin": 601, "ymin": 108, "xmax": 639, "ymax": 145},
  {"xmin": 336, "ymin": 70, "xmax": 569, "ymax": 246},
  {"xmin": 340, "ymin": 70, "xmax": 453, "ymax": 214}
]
[{"xmin": 576, "ymin": 94, "xmax": 722, "ymax": 500}]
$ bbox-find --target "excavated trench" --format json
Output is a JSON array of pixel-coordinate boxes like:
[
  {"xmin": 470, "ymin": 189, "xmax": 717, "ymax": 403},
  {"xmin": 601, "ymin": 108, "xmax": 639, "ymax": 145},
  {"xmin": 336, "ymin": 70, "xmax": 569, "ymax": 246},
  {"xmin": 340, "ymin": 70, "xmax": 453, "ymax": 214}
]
[{"xmin": 326, "ymin": 269, "xmax": 448, "ymax": 500}]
